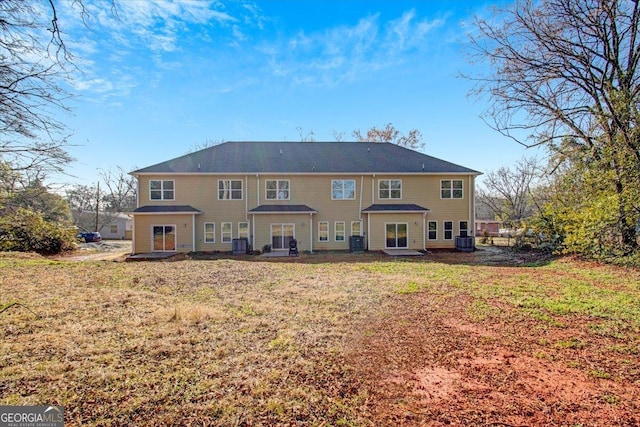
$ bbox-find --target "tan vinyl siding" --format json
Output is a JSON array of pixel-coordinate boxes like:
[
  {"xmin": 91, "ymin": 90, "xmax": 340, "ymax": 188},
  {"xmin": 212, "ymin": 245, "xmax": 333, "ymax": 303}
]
[
  {"xmin": 133, "ymin": 173, "xmax": 476, "ymax": 253},
  {"xmin": 133, "ymin": 214, "xmax": 194, "ymax": 253},
  {"xmin": 365, "ymin": 212, "xmax": 425, "ymax": 251}
]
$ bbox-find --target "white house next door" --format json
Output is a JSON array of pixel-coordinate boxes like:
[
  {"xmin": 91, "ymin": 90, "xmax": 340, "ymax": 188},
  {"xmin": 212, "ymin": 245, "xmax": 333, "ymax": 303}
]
[
  {"xmin": 386, "ymin": 223, "xmax": 408, "ymax": 248},
  {"xmin": 271, "ymin": 223, "xmax": 294, "ymax": 250},
  {"xmin": 152, "ymin": 225, "xmax": 176, "ymax": 252}
]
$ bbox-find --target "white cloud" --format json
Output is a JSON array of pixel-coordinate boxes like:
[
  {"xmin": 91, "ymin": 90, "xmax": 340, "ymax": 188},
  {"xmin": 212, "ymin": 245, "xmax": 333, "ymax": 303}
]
[
  {"xmin": 262, "ymin": 11, "xmax": 446, "ymax": 87},
  {"xmin": 61, "ymin": 0, "xmax": 252, "ymax": 99}
]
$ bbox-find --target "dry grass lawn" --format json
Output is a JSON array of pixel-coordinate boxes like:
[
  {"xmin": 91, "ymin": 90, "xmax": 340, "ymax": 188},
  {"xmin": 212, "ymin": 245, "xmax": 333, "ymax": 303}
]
[{"xmin": 1, "ymin": 249, "xmax": 639, "ymax": 426}]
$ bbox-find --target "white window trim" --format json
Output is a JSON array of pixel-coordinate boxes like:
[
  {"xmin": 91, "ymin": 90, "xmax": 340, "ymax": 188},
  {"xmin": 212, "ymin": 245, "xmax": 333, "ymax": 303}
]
[
  {"xmin": 331, "ymin": 179, "xmax": 356, "ymax": 200},
  {"xmin": 151, "ymin": 224, "xmax": 177, "ymax": 252},
  {"xmin": 459, "ymin": 220, "xmax": 469, "ymax": 237},
  {"xmin": 265, "ymin": 179, "xmax": 291, "ymax": 200},
  {"xmin": 204, "ymin": 222, "xmax": 215, "ymax": 243},
  {"xmin": 384, "ymin": 222, "xmax": 409, "ymax": 249},
  {"xmin": 218, "ymin": 179, "xmax": 243, "ymax": 200},
  {"xmin": 334, "ymin": 221, "xmax": 346, "ymax": 242},
  {"xmin": 443, "ymin": 220, "xmax": 454, "ymax": 241},
  {"xmin": 440, "ymin": 179, "xmax": 464, "ymax": 200},
  {"xmin": 149, "ymin": 180, "xmax": 175, "ymax": 201},
  {"xmin": 351, "ymin": 221, "xmax": 362, "ymax": 236},
  {"xmin": 238, "ymin": 222, "xmax": 249, "ymax": 239},
  {"xmin": 318, "ymin": 221, "xmax": 329, "ymax": 242},
  {"xmin": 378, "ymin": 179, "xmax": 402, "ymax": 200},
  {"xmin": 221, "ymin": 222, "xmax": 232, "ymax": 243},
  {"xmin": 270, "ymin": 223, "xmax": 295, "ymax": 250},
  {"xmin": 428, "ymin": 220, "xmax": 438, "ymax": 241}
]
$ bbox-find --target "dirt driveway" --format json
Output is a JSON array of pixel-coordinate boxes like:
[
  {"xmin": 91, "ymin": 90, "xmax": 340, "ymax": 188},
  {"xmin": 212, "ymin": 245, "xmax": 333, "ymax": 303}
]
[{"xmin": 57, "ymin": 240, "xmax": 132, "ymax": 261}]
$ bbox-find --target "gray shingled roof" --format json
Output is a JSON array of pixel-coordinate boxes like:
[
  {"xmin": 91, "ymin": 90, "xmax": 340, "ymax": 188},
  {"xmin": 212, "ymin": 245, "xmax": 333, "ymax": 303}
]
[
  {"xmin": 249, "ymin": 204, "xmax": 318, "ymax": 213},
  {"xmin": 133, "ymin": 141, "xmax": 480, "ymax": 175},
  {"xmin": 133, "ymin": 205, "xmax": 202, "ymax": 214},
  {"xmin": 362, "ymin": 204, "xmax": 429, "ymax": 212}
]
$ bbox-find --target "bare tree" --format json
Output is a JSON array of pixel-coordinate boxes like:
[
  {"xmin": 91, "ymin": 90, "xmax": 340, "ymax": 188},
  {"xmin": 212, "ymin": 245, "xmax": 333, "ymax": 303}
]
[
  {"xmin": 0, "ymin": 0, "xmax": 77, "ymax": 175},
  {"xmin": 353, "ymin": 123, "xmax": 423, "ymax": 149},
  {"xmin": 187, "ymin": 138, "xmax": 225, "ymax": 154},
  {"xmin": 296, "ymin": 127, "xmax": 316, "ymax": 142},
  {"xmin": 476, "ymin": 157, "xmax": 542, "ymax": 227},
  {"xmin": 99, "ymin": 166, "xmax": 137, "ymax": 213},
  {"xmin": 468, "ymin": 0, "xmax": 640, "ymax": 251}
]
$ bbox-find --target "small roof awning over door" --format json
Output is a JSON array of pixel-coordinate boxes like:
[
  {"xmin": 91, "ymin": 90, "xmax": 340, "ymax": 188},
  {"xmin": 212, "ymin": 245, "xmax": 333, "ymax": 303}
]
[
  {"xmin": 249, "ymin": 205, "xmax": 318, "ymax": 214},
  {"xmin": 132, "ymin": 205, "xmax": 203, "ymax": 214},
  {"xmin": 362, "ymin": 204, "xmax": 429, "ymax": 213}
]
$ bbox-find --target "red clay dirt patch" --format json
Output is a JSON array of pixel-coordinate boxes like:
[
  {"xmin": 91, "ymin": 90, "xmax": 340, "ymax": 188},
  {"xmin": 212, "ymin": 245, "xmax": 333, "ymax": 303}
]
[{"xmin": 344, "ymin": 291, "xmax": 640, "ymax": 426}]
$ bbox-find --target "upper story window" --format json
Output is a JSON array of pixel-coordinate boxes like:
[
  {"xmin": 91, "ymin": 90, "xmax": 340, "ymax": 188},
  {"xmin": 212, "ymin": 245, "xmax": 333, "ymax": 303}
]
[
  {"xmin": 150, "ymin": 180, "xmax": 174, "ymax": 200},
  {"xmin": 379, "ymin": 179, "xmax": 402, "ymax": 199},
  {"xmin": 331, "ymin": 180, "xmax": 355, "ymax": 200},
  {"xmin": 218, "ymin": 180, "xmax": 243, "ymax": 200},
  {"xmin": 441, "ymin": 179, "xmax": 463, "ymax": 199},
  {"xmin": 266, "ymin": 180, "xmax": 290, "ymax": 200}
]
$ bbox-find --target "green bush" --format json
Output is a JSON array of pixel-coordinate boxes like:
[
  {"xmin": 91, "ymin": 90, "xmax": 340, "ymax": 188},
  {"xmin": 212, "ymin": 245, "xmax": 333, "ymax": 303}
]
[{"xmin": 0, "ymin": 208, "xmax": 77, "ymax": 255}]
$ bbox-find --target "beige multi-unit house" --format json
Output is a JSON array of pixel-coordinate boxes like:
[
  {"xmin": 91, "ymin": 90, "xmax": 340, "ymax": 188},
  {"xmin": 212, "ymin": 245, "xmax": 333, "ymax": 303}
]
[{"xmin": 130, "ymin": 141, "xmax": 480, "ymax": 255}]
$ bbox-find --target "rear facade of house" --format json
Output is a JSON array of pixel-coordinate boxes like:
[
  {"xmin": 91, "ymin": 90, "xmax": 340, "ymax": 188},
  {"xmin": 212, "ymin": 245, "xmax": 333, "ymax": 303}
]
[{"xmin": 130, "ymin": 141, "xmax": 480, "ymax": 254}]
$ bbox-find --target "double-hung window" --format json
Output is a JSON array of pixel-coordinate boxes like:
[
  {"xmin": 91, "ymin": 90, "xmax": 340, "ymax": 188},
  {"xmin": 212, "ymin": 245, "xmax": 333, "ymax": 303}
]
[
  {"xmin": 204, "ymin": 223, "xmax": 215, "ymax": 243},
  {"xmin": 459, "ymin": 221, "xmax": 469, "ymax": 237},
  {"xmin": 150, "ymin": 180, "xmax": 174, "ymax": 200},
  {"xmin": 441, "ymin": 180, "xmax": 463, "ymax": 199},
  {"xmin": 379, "ymin": 179, "xmax": 402, "ymax": 199},
  {"xmin": 444, "ymin": 221, "xmax": 453, "ymax": 240},
  {"xmin": 428, "ymin": 221, "xmax": 437, "ymax": 240},
  {"xmin": 351, "ymin": 221, "xmax": 362, "ymax": 236},
  {"xmin": 238, "ymin": 222, "xmax": 249, "ymax": 239},
  {"xmin": 266, "ymin": 180, "xmax": 290, "ymax": 200},
  {"xmin": 331, "ymin": 180, "xmax": 355, "ymax": 200},
  {"xmin": 335, "ymin": 222, "xmax": 345, "ymax": 241},
  {"xmin": 318, "ymin": 222, "xmax": 329, "ymax": 242},
  {"xmin": 218, "ymin": 180, "xmax": 242, "ymax": 200},
  {"xmin": 221, "ymin": 222, "xmax": 232, "ymax": 243}
]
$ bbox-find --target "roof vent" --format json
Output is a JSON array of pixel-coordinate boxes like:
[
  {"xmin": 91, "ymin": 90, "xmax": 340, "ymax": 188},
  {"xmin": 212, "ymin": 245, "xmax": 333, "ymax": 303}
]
[
  {"xmin": 280, "ymin": 149, "xmax": 283, "ymax": 155},
  {"xmin": 422, "ymin": 163, "xmax": 425, "ymax": 171}
]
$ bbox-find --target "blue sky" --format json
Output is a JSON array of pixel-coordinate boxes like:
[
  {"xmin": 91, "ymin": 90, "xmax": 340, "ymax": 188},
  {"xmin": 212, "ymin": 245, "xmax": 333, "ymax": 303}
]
[{"xmin": 55, "ymin": 0, "xmax": 534, "ymax": 186}]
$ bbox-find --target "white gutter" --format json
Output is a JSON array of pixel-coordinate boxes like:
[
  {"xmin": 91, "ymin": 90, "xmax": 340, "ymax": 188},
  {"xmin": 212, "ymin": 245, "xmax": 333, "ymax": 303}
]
[
  {"xmin": 366, "ymin": 211, "xmax": 371, "ymax": 250},
  {"xmin": 423, "ymin": 211, "xmax": 427, "ymax": 250},
  {"xmin": 245, "ymin": 175, "xmax": 249, "ymax": 221},
  {"xmin": 256, "ymin": 174, "xmax": 260, "ymax": 206},
  {"xmin": 371, "ymin": 175, "xmax": 375, "ymax": 205},
  {"xmin": 309, "ymin": 212, "xmax": 314, "ymax": 253},
  {"xmin": 469, "ymin": 175, "xmax": 474, "ymax": 238},
  {"xmin": 192, "ymin": 214, "xmax": 196, "ymax": 251},
  {"xmin": 252, "ymin": 214, "xmax": 256, "ymax": 251},
  {"xmin": 359, "ymin": 175, "xmax": 364, "ymax": 222}
]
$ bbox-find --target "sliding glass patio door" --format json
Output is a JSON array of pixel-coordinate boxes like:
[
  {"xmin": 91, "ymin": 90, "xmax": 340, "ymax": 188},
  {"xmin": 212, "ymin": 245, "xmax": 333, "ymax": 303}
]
[{"xmin": 271, "ymin": 224, "xmax": 295, "ymax": 250}]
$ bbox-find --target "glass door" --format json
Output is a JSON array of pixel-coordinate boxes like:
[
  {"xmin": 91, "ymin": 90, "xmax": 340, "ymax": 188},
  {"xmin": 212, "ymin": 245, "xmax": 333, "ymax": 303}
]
[
  {"xmin": 271, "ymin": 224, "xmax": 295, "ymax": 250},
  {"xmin": 385, "ymin": 223, "xmax": 408, "ymax": 248},
  {"xmin": 152, "ymin": 225, "xmax": 176, "ymax": 251}
]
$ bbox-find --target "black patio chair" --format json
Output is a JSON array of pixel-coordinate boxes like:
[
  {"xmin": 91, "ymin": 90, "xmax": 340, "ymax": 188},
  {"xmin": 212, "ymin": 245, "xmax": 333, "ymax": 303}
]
[{"xmin": 288, "ymin": 238, "xmax": 299, "ymax": 256}]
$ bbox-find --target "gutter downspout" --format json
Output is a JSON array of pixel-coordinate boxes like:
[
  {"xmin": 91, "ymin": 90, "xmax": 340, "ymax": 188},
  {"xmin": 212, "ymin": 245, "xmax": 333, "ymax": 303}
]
[
  {"xmin": 192, "ymin": 214, "xmax": 196, "ymax": 252},
  {"xmin": 252, "ymin": 214, "xmax": 256, "ymax": 251},
  {"xmin": 469, "ymin": 175, "xmax": 474, "ymax": 241},
  {"xmin": 309, "ymin": 213, "xmax": 314, "ymax": 254},
  {"xmin": 254, "ymin": 175, "xmax": 260, "ymax": 251},
  {"xmin": 359, "ymin": 175, "xmax": 364, "ymax": 222},
  {"xmin": 366, "ymin": 212, "xmax": 371, "ymax": 251},
  {"xmin": 423, "ymin": 211, "xmax": 427, "ymax": 250},
  {"xmin": 132, "ymin": 175, "xmax": 139, "ymax": 255},
  {"xmin": 245, "ymin": 175, "xmax": 249, "ymax": 222}
]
